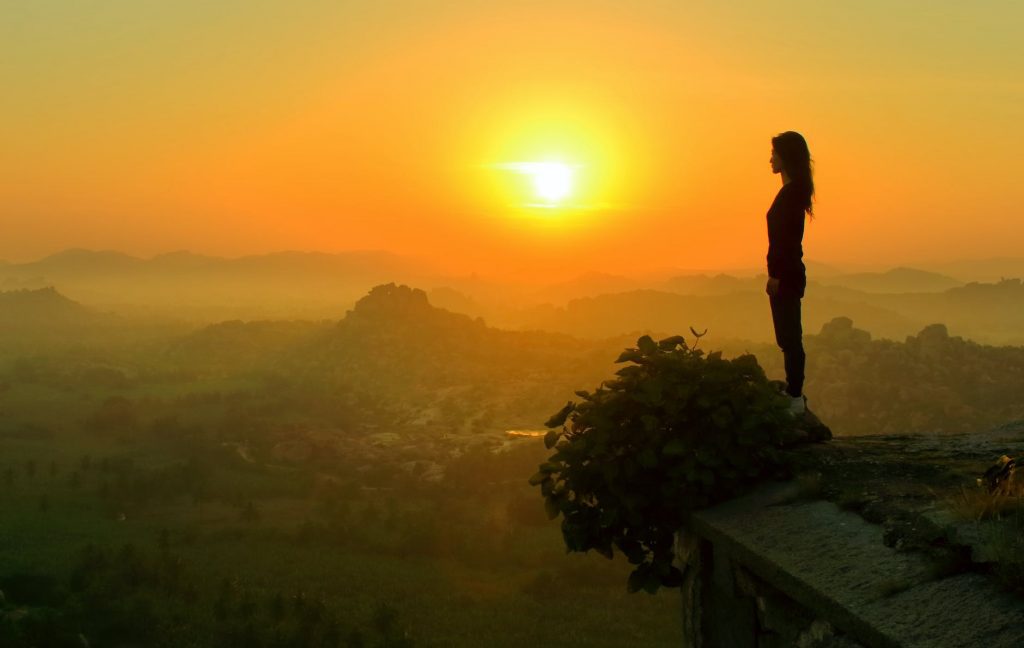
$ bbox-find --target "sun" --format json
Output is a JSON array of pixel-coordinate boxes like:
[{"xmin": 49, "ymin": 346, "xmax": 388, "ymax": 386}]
[
  {"xmin": 496, "ymin": 161, "xmax": 576, "ymax": 207},
  {"xmin": 525, "ymin": 162, "xmax": 574, "ymax": 204}
]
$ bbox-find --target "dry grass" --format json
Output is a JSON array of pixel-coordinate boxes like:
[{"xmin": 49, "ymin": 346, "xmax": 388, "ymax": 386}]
[{"xmin": 945, "ymin": 484, "xmax": 1024, "ymax": 522}]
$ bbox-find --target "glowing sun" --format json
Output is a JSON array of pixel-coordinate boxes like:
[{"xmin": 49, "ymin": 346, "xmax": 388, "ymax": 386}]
[{"xmin": 498, "ymin": 161, "xmax": 576, "ymax": 207}]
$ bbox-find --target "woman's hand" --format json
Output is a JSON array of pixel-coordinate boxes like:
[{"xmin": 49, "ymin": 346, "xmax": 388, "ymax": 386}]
[{"xmin": 766, "ymin": 277, "xmax": 780, "ymax": 297}]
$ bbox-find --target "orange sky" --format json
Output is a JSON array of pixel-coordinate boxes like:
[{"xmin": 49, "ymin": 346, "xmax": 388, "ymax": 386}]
[{"xmin": 2, "ymin": 1, "xmax": 1022, "ymax": 280}]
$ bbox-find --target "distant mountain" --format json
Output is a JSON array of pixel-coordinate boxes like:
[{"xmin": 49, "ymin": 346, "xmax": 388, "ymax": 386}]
[
  {"xmin": 511, "ymin": 287, "xmax": 926, "ymax": 343},
  {"xmin": 8, "ymin": 248, "xmax": 436, "ymax": 282},
  {"xmin": 171, "ymin": 283, "xmax": 598, "ymax": 379},
  {"xmin": 874, "ymin": 278, "xmax": 1024, "ymax": 345},
  {"xmin": 167, "ymin": 319, "xmax": 330, "ymax": 372},
  {"xmin": 514, "ymin": 289, "xmax": 765, "ymax": 340},
  {"xmin": 166, "ymin": 283, "xmax": 620, "ymax": 431},
  {"xmin": 427, "ymin": 287, "xmax": 487, "ymax": 320},
  {"xmin": 149, "ymin": 251, "xmax": 221, "ymax": 271},
  {"xmin": 0, "ymin": 288, "xmax": 136, "ymax": 355},
  {"xmin": 329, "ymin": 285, "xmax": 610, "ymax": 383},
  {"xmin": 819, "ymin": 267, "xmax": 961, "ymax": 293},
  {"xmin": 0, "ymin": 286, "xmax": 101, "ymax": 327},
  {"xmin": 922, "ymin": 257, "xmax": 1024, "ymax": 284},
  {"xmin": 661, "ymin": 273, "xmax": 764, "ymax": 296},
  {"xmin": 166, "ymin": 283, "xmax": 1024, "ymax": 441},
  {"xmin": 659, "ymin": 267, "xmax": 961, "ymax": 297},
  {"xmin": 23, "ymin": 249, "xmax": 145, "ymax": 275},
  {"xmin": 0, "ymin": 249, "xmax": 445, "ymax": 321},
  {"xmin": 799, "ymin": 317, "xmax": 1024, "ymax": 435},
  {"xmin": 334, "ymin": 283, "xmax": 483, "ymax": 337},
  {"xmin": 529, "ymin": 272, "xmax": 643, "ymax": 304},
  {"xmin": 804, "ymin": 260, "xmax": 846, "ymax": 279},
  {"xmin": 6, "ymin": 250, "xmax": 1024, "ymax": 345}
]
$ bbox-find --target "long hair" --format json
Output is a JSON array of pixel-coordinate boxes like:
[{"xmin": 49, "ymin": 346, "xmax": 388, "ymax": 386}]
[{"xmin": 772, "ymin": 131, "xmax": 814, "ymax": 217}]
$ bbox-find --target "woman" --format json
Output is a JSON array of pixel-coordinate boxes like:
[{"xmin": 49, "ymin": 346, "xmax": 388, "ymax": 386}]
[{"xmin": 766, "ymin": 131, "xmax": 814, "ymax": 416}]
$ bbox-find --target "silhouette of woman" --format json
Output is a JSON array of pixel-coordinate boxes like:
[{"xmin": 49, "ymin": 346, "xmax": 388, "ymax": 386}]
[{"xmin": 766, "ymin": 131, "xmax": 814, "ymax": 416}]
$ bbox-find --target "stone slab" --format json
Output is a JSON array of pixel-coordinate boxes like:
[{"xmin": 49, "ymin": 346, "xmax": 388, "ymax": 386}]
[{"xmin": 690, "ymin": 483, "xmax": 1024, "ymax": 648}]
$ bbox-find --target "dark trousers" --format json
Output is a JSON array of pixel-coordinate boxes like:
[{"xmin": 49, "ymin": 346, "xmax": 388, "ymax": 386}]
[{"xmin": 769, "ymin": 295, "xmax": 805, "ymax": 397}]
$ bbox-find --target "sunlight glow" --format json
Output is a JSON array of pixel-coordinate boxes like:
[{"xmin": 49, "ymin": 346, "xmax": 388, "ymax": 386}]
[
  {"xmin": 527, "ymin": 162, "xmax": 574, "ymax": 203},
  {"xmin": 473, "ymin": 106, "xmax": 634, "ymax": 223},
  {"xmin": 497, "ymin": 161, "xmax": 576, "ymax": 207}
]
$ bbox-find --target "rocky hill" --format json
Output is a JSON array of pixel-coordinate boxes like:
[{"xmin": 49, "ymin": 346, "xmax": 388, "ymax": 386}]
[{"xmin": 0, "ymin": 286, "xmax": 109, "ymax": 331}]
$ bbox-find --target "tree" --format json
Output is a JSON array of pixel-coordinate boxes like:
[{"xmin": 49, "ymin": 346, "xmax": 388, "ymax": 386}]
[
  {"xmin": 533, "ymin": 334, "xmax": 807, "ymax": 592},
  {"xmin": 82, "ymin": 396, "xmax": 139, "ymax": 440}
]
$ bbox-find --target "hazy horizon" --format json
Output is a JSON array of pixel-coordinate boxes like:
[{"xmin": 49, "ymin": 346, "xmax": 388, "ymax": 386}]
[
  {"xmin": 7, "ymin": 245, "xmax": 1024, "ymax": 285},
  {"xmin": 4, "ymin": 1, "xmax": 1023, "ymax": 281}
]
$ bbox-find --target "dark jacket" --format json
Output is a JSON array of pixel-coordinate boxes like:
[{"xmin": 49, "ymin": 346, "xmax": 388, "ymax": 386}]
[{"xmin": 766, "ymin": 183, "xmax": 807, "ymax": 299}]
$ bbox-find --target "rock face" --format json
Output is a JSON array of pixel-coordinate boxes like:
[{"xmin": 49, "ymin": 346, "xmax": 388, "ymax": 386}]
[
  {"xmin": 677, "ymin": 428, "xmax": 1024, "ymax": 648},
  {"xmin": 770, "ymin": 379, "xmax": 833, "ymax": 444},
  {"xmin": 797, "ymin": 408, "xmax": 833, "ymax": 443},
  {"xmin": 0, "ymin": 286, "xmax": 101, "ymax": 327}
]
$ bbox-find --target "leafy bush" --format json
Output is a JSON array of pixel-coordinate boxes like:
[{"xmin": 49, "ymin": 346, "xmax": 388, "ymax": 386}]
[{"xmin": 531, "ymin": 334, "xmax": 799, "ymax": 592}]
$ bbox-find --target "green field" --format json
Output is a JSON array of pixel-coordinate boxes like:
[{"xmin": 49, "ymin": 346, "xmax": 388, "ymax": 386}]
[{"xmin": 0, "ymin": 379, "xmax": 682, "ymax": 647}]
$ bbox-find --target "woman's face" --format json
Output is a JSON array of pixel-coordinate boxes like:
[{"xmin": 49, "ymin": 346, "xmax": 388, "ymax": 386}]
[{"xmin": 770, "ymin": 149, "xmax": 784, "ymax": 174}]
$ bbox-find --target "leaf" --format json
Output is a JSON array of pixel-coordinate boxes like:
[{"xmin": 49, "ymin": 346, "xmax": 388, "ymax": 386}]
[
  {"xmin": 637, "ymin": 335, "xmax": 658, "ymax": 355},
  {"xmin": 641, "ymin": 414, "xmax": 660, "ymax": 433},
  {"xmin": 662, "ymin": 438, "xmax": 688, "ymax": 456},
  {"xmin": 528, "ymin": 471, "xmax": 549, "ymax": 487},
  {"xmin": 615, "ymin": 365, "xmax": 644, "ymax": 378},
  {"xmin": 731, "ymin": 353, "xmax": 764, "ymax": 378},
  {"xmin": 544, "ymin": 497, "xmax": 560, "ymax": 520},
  {"xmin": 711, "ymin": 407, "xmax": 734, "ymax": 429},
  {"xmin": 658, "ymin": 335, "xmax": 686, "ymax": 350},
  {"xmin": 544, "ymin": 429, "xmax": 562, "ymax": 449},
  {"xmin": 544, "ymin": 401, "xmax": 575, "ymax": 428},
  {"xmin": 599, "ymin": 507, "xmax": 619, "ymax": 526},
  {"xmin": 625, "ymin": 548, "xmax": 646, "ymax": 565},
  {"xmin": 642, "ymin": 572, "xmax": 661, "ymax": 594},
  {"xmin": 689, "ymin": 326, "xmax": 707, "ymax": 338},
  {"xmin": 627, "ymin": 569, "xmax": 645, "ymax": 593},
  {"xmin": 637, "ymin": 448, "xmax": 658, "ymax": 468},
  {"xmin": 695, "ymin": 450, "xmax": 722, "ymax": 467},
  {"xmin": 600, "ymin": 462, "xmax": 620, "ymax": 481},
  {"xmin": 641, "ymin": 379, "xmax": 664, "ymax": 405},
  {"xmin": 615, "ymin": 349, "xmax": 643, "ymax": 364},
  {"xmin": 662, "ymin": 566, "xmax": 685, "ymax": 588}
]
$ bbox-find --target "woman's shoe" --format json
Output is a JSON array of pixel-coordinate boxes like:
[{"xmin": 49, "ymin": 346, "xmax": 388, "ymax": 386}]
[{"xmin": 788, "ymin": 394, "xmax": 807, "ymax": 417}]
